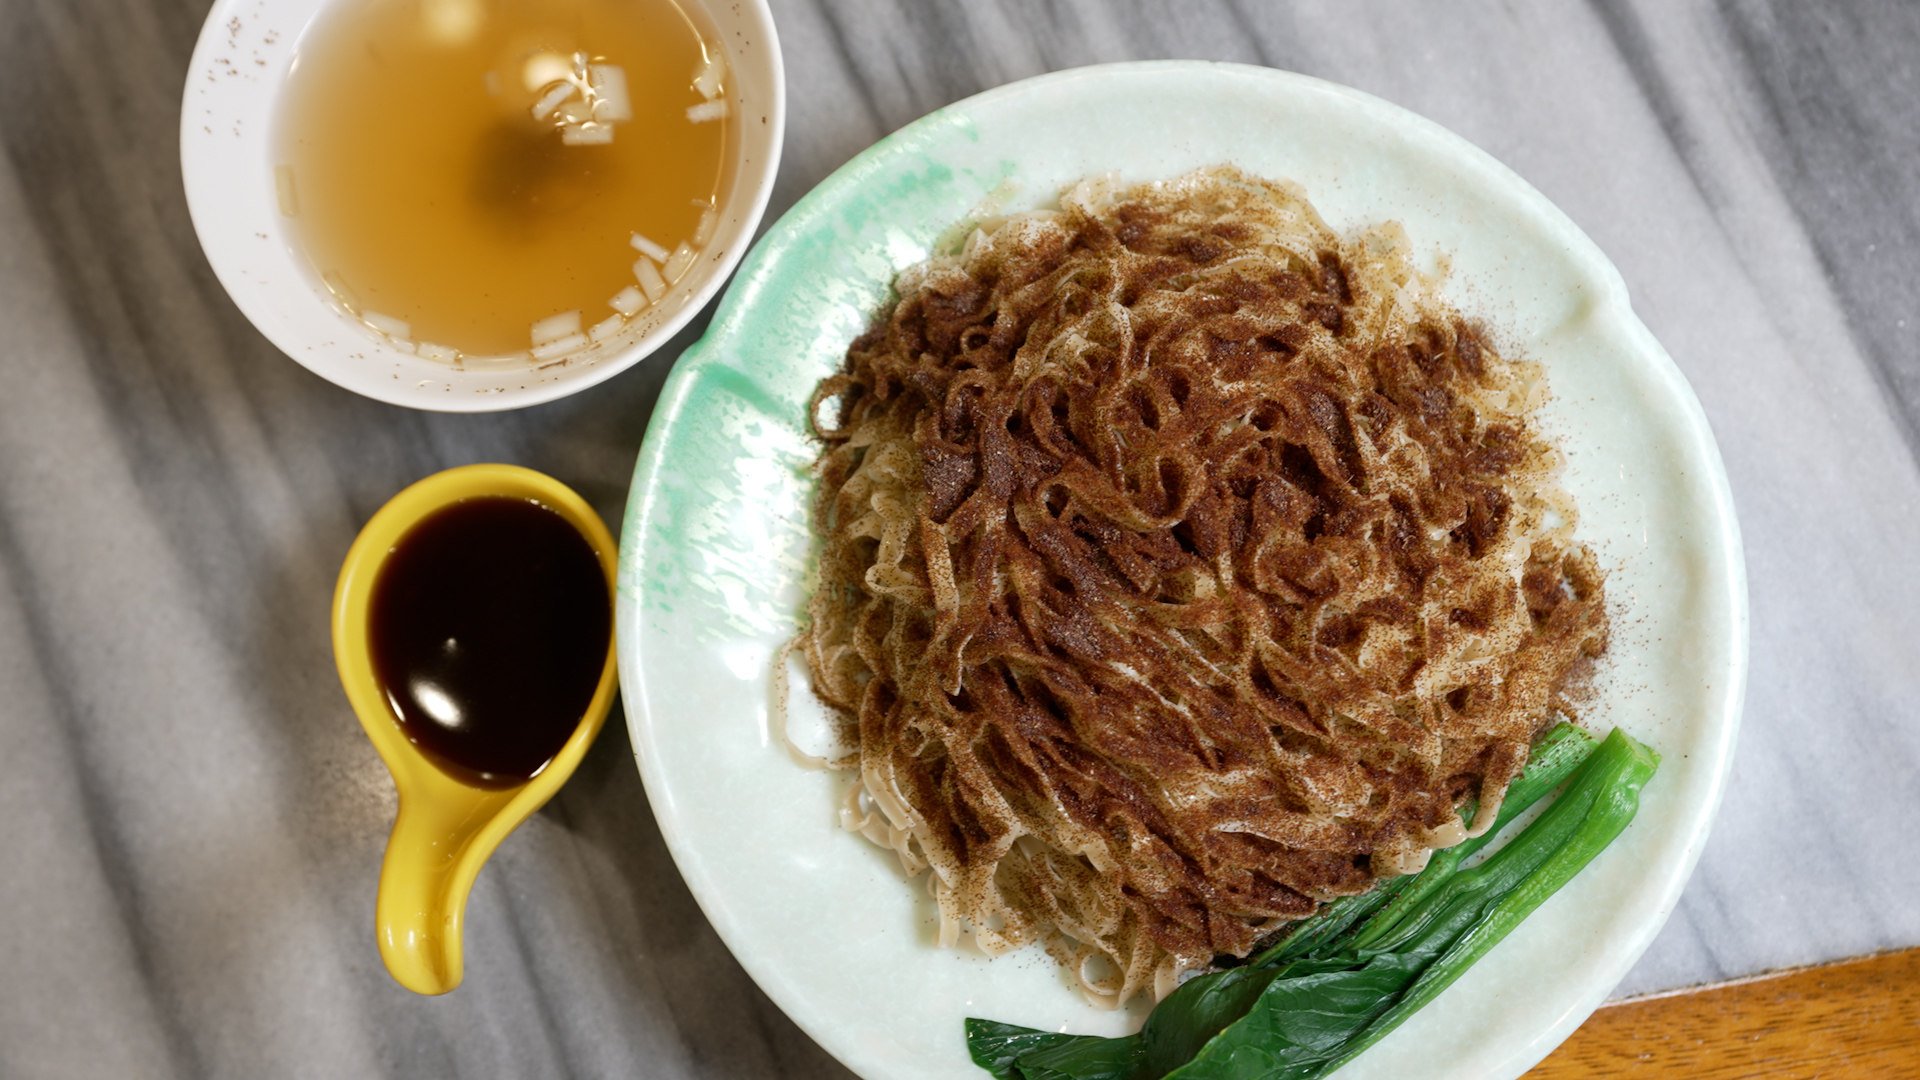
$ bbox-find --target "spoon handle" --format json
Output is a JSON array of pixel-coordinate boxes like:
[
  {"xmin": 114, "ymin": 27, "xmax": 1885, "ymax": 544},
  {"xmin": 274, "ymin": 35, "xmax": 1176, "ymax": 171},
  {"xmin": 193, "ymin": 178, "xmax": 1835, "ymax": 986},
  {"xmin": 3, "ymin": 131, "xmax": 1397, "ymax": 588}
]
[{"xmin": 375, "ymin": 790, "xmax": 493, "ymax": 995}]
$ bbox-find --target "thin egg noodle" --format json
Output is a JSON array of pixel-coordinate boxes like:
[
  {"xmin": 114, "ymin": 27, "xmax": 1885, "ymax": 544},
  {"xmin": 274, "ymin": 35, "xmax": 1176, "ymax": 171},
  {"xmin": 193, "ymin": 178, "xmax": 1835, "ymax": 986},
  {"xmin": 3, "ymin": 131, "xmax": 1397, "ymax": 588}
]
[{"xmin": 800, "ymin": 167, "xmax": 1608, "ymax": 1006}]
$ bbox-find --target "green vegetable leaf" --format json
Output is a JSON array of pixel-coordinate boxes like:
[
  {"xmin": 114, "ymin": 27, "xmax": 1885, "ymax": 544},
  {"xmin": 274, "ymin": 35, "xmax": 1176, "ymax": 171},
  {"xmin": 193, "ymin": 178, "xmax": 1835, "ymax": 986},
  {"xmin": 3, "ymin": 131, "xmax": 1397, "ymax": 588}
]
[
  {"xmin": 1349, "ymin": 729, "xmax": 1638, "ymax": 963},
  {"xmin": 1249, "ymin": 879, "xmax": 1410, "ymax": 968},
  {"xmin": 1135, "ymin": 965, "xmax": 1289, "ymax": 1075},
  {"xmin": 995, "ymin": 965, "xmax": 1284, "ymax": 1080},
  {"xmin": 1007, "ymin": 1034, "xmax": 1141, "ymax": 1080},
  {"xmin": 963, "ymin": 724, "xmax": 1652, "ymax": 1080},
  {"xmin": 1345, "ymin": 723, "xmax": 1596, "ymax": 953},
  {"xmin": 1256, "ymin": 723, "xmax": 1594, "ymax": 967},
  {"xmin": 1313, "ymin": 730, "xmax": 1659, "ymax": 1077},
  {"xmin": 965, "ymin": 1020, "xmax": 1089, "ymax": 1080},
  {"xmin": 1167, "ymin": 953, "xmax": 1424, "ymax": 1078}
]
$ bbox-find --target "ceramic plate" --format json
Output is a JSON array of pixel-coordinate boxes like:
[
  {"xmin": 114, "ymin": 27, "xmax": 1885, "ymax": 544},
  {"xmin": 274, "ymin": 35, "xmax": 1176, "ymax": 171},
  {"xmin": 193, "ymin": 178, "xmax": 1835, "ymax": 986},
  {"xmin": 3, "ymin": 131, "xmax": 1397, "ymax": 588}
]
[{"xmin": 615, "ymin": 62, "xmax": 1746, "ymax": 1080}]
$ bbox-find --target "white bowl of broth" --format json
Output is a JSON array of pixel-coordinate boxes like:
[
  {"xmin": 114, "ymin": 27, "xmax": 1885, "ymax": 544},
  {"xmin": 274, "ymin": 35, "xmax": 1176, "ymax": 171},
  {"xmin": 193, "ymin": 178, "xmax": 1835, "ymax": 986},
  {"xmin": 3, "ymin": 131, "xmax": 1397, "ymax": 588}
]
[{"xmin": 182, "ymin": 0, "xmax": 783, "ymax": 410}]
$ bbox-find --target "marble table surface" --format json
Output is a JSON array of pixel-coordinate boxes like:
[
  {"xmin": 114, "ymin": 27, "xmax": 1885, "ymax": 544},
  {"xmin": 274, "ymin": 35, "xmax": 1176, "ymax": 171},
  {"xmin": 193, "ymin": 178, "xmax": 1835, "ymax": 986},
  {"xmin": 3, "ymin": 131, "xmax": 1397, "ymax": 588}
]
[{"xmin": 4, "ymin": 1, "xmax": 1918, "ymax": 1076}]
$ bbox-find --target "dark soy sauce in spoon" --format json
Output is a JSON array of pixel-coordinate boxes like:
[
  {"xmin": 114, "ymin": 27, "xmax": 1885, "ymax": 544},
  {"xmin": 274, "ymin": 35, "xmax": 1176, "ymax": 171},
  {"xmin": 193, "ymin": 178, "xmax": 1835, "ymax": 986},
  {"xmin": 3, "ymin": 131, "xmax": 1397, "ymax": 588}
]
[{"xmin": 369, "ymin": 496, "xmax": 610, "ymax": 788}]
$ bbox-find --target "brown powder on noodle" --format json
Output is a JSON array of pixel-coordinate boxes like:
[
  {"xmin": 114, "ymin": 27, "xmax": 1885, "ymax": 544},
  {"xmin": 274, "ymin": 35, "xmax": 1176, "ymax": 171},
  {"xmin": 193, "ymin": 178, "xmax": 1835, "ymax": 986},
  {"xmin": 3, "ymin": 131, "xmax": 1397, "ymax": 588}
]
[{"xmin": 801, "ymin": 167, "xmax": 1608, "ymax": 1005}]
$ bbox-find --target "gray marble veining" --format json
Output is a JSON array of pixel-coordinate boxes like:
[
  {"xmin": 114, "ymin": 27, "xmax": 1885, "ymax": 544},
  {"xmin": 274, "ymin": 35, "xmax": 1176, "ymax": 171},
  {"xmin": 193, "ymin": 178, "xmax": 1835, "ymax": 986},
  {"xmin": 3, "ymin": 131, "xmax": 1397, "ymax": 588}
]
[{"xmin": 3, "ymin": 1, "xmax": 1918, "ymax": 1077}]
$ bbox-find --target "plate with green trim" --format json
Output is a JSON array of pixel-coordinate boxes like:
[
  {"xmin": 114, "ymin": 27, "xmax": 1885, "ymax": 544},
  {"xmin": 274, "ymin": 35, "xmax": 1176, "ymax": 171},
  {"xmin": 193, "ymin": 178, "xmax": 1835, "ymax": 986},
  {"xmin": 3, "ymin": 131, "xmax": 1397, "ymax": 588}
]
[{"xmin": 615, "ymin": 61, "xmax": 1746, "ymax": 1080}]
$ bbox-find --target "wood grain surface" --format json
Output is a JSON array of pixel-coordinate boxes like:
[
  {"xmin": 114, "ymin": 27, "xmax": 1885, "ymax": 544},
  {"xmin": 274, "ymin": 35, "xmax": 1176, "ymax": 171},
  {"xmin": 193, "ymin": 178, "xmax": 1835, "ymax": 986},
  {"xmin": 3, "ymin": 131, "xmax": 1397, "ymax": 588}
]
[{"xmin": 1530, "ymin": 947, "xmax": 1920, "ymax": 1078}]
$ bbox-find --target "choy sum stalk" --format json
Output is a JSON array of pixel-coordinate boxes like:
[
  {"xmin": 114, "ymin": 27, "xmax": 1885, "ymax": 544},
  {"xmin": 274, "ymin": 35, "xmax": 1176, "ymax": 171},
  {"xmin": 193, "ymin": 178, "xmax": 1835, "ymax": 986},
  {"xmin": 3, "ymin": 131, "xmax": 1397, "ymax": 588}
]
[{"xmin": 964, "ymin": 726, "xmax": 1658, "ymax": 1080}]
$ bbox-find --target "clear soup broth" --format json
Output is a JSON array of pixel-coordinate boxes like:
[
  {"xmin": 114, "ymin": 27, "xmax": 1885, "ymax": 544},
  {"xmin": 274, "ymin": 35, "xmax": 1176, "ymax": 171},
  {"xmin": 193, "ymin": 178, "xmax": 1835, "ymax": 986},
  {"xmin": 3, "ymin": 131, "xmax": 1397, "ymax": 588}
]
[{"xmin": 276, "ymin": 0, "xmax": 732, "ymax": 364}]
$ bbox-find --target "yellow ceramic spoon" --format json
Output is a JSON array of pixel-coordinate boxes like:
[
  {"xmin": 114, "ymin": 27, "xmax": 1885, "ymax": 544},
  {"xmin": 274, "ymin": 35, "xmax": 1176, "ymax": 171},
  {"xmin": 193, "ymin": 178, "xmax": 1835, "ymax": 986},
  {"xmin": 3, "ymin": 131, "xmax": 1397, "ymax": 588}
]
[{"xmin": 331, "ymin": 464, "xmax": 617, "ymax": 995}]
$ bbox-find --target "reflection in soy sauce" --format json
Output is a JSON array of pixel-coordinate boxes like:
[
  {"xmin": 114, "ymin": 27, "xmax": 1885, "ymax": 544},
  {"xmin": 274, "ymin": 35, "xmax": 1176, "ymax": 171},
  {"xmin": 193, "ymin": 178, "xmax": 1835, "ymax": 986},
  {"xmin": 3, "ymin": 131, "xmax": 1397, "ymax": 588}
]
[{"xmin": 368, "ymin": 496, "xmax": 610, "ymax": 787}]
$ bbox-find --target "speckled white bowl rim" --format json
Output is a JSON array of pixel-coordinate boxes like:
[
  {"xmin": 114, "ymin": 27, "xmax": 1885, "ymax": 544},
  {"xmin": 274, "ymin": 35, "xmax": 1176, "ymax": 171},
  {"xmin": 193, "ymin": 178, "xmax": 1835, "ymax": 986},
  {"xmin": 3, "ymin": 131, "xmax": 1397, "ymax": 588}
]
[
  {"xmin": 180, "ymin": 0, "xmax": 785, "ymax": 412},
  {"xmin": 616, "ymin": 61, "xmax": 1748, "ymax": 1080}
]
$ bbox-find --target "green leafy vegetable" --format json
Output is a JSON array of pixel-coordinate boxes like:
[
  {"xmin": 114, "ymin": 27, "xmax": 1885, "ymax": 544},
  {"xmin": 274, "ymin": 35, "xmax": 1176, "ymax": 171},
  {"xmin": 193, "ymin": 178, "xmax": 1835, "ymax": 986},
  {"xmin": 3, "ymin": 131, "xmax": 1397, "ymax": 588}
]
[
  {"xmin": 966, "ymin": 1020, "xmax": 1094, "ymax": 1080},
  {"xmin": 962, "ymin": 725, "xmax": 1656, "ymax": 1080},
  {"xmin": 1162, "ymin": 953, "xmax": 1423, "ymax": 1078},
  {"xmin": 1343, "ymin": 722, "xmax": 1597, "ymax": 954},
  {"xmin": 1257, "ymin": 723, "xmax": 1596, "ymax": 967},
  {"xmin": 1318, "ymin": 731, "xmax": 1658, "ymax": 1077},
  {"xmin": 1006, "ymin": 1033, "xmax": 1139, "ymax": 1080},
  {"xmin": 993, "ymin": 955, "xmax": 1285, "ymax": 1079},
  {"xmin": 1249, "ymin": 879, "xmax": 1411, "ymax": 969}
]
